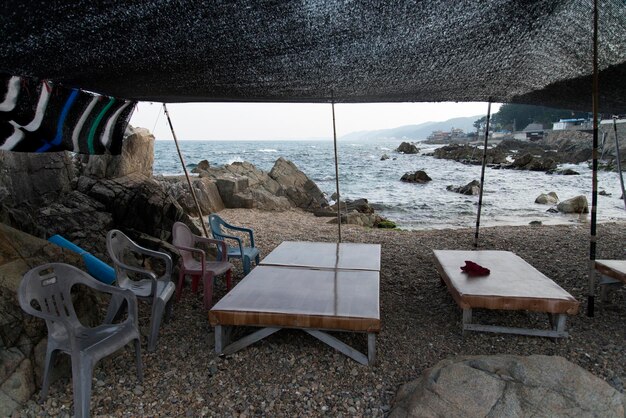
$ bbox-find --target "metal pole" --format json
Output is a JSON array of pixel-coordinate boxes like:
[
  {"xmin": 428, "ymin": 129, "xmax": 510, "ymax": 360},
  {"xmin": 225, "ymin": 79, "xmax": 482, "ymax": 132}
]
[
  {"xmin": 474, "ymin": 100, "xmax": 492, "ymax": 248},
  {"xmin": 587, "ymin": 0, "xmax": 599, "ymax": 317},
  {"xmin": 331, "ymin": 98, "xmax": 342, "ymax": 243},
  {"xmin": 613, "ymin": 117, "xmax": 626, "ymax": 211},
  {"xmin": 163, "ymin": 103, "xmax": 210, "ymax": 238}
]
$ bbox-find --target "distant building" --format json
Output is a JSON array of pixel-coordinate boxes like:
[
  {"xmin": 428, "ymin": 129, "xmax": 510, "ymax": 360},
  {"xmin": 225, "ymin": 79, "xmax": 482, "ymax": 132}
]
[
  {"xmin": 514, "ymin": 123, "xmax": 544, "ymax": 141},
  {"xmin": 553, "ymin": 118, "xmax": 591, "ymax": 130},
  {"xmin": 426, "ymin": 128, "xmax": 467, "ymax": 142}
]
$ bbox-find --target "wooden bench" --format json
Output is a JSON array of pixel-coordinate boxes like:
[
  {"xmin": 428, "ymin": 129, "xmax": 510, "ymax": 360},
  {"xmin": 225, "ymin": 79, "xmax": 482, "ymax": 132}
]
[
  {"xmin": 433, "ymin": 250, "xmax": 579, "ymax": 338},
  {"xmin": 595, "ymin": 259, "xmax": 626, "ymax": 303}
]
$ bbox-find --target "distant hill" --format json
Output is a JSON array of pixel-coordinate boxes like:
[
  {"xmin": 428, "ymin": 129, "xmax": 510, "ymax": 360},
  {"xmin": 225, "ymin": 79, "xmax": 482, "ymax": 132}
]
[{"xmin": 340, "ymin": 115, "xmax": 480, "ymax": 141}]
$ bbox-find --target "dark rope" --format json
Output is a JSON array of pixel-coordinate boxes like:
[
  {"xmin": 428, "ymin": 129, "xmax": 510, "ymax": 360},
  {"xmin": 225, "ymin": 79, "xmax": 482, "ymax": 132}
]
[
  {"xmin": 587, "ymin": 0, "xmax": 599, "ymax": 317},
  {"xmin": 474, "ymin": 100, "xmax": 492, "ymax": 248},
  {"xmin": 163, "ymin": 103, "xmax": 210, "ymax": 238},
  {"xmin": 331, "ymin": 97, "xmax": 342, "ymax": 243}
]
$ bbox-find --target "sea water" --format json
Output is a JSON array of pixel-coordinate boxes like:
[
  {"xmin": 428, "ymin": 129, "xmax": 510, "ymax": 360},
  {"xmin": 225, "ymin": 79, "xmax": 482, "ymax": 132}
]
[{"xmin": 153, "ymin": 140, "xmax": 625, "ymax": 229}]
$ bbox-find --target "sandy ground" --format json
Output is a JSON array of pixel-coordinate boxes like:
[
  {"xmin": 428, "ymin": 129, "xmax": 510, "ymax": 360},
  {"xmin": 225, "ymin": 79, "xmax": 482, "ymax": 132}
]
[{"xmin": 18, "ymin": 209, "xmax": 626, "ymax": 417}]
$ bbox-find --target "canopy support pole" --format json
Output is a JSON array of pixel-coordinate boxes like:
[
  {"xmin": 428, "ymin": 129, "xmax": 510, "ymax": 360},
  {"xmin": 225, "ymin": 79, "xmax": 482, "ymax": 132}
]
[
  {"xmin": 613, "ymin": 117, "xmax": 626, "ymax": 211},
  {"xmin": 331, "ymin": 98, "xmax": 342, "ymax": 243},
  {"xmin": 163, "ymin": 103, "xmax": 210, "ymax": 238},
  {"xmin": 587, "ymin": 0, "xmax": 599, "ymax": 317},
  {"xmin": 474, "ymin": 100, "xmax": 492, "ymax": 249}
]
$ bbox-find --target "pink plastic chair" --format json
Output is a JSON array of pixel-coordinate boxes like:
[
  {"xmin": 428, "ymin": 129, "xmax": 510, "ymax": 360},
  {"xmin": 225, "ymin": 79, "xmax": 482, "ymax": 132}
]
[{"xmin": 172, "ymin": 222, "xmax": 233, "ymax": 308}]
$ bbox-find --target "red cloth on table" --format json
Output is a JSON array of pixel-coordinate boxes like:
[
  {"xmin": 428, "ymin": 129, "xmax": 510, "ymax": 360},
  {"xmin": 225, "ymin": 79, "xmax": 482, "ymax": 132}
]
[{"xmin": 460, "ymin": 260, "xmax": 490, "ymax": 277}]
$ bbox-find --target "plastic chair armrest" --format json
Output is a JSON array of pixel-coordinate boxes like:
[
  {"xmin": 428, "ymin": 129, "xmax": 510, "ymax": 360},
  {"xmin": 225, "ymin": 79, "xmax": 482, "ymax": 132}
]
[
  {"xmin": 174, "ymin": 244, "xmax": 206, "ymax": 265},
  {"xmin": 127, "ymin": 242, "xmax": 174, "ymax": 276},
  {"xmin": 216, "ymin": 233, "xmax": 244, "ymax": 254},
  {"xmin": 192, "ymin": 237, "xmax": 228, "ymax": 261}
]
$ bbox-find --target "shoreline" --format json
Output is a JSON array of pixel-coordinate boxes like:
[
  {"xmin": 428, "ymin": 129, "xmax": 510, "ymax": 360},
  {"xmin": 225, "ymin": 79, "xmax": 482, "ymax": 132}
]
[{"xmin": 21, "ymin": 209, "xmax": 626, "ymax": 416}]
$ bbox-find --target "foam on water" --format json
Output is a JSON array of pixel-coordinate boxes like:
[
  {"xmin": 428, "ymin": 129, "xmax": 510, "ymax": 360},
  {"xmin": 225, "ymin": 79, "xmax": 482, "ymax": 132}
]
[{"xmin": 154, "ymin": 139, "xmax": 625, "ymax": 229}]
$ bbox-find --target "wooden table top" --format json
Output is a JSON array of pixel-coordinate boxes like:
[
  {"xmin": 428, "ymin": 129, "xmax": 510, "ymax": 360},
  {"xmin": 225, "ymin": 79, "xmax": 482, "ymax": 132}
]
[
  {"xmin": 209, "ymin": 266, "xmax": 380, "ymax": 332},
  {"xmin": 259, "ymin": 241, "xmax": 381, "ymax": 271},
  {"xmin": 595, "ymin": 259, "xmax": 626, "ymax": 284},
  {"xmin": 433, "ymin": 250, "xmax": 579, "ymax": 315}
]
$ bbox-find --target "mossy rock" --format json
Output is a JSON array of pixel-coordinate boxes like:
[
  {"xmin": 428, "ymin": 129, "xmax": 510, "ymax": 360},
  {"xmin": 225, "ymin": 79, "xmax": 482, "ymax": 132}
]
[{"xmin": 377, "ymin": 220, "xmax": 397, "ymax": 229}]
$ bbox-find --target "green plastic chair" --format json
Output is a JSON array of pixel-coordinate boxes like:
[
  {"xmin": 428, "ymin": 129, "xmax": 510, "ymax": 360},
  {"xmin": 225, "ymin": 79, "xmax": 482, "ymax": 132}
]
[{"xmin": 208, "ymin": 214, "xmax": 260, "ymax": 275}]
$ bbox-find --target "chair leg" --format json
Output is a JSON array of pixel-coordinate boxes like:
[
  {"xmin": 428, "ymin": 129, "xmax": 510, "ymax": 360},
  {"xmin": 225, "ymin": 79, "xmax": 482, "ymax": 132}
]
[
  {"xmin": 203, "ymin": 273, "xmax": 214, "ymax": 309},
  {"xmin": 191, "ymin": 275, "xmax": 200, "ymax": 293},
  {"xmin": 40, "ymin": 347, "xmax": 57, "ymax": 400},
  {"xmin": 134, "ymin": 339, "xmax": 143, "ymax": 383},
  {"xmin": 243, "ymin": 256, "xmax": 251, "ymax": 275},
  {"xmin": 176, "ymin": 269, "xmax": 185, "ymax": 301},
  {"xmin": 147, "ymin": 300, "xmax": 166, "ymax": 352},
  {"xmin": 225, "ymin": 269, "xmax": 232, "ymax": 290},
  {"xmin": 70, "ymin": 354, "xmax": 92, "ymax": 418},
  {"xmin": 255, "ymin": 253, "xmax": 260, "ymax": 266}
]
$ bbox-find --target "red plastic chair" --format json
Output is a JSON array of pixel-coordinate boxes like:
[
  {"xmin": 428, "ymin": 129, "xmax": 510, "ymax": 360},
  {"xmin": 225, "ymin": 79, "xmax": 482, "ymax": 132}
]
[{"xmin": 172, "ymin": 222, "xmax": 233, "ymax": 308}]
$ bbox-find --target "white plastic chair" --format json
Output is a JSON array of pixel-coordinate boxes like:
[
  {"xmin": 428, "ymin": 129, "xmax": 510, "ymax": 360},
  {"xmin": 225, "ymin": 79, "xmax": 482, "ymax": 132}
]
[
  {"xmin": 19, "ymin": 263, "xmax": 142, "ymax": 418},
  {"xmin": 106, "ymin": 229, "xmax": 175, "ymax": 352}
]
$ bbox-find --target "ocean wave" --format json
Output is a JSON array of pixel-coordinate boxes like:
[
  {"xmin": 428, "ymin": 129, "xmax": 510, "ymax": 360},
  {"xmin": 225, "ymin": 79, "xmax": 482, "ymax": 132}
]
[{"xmin": 258, "ymin": 148, "xmax": 278, "ymax": 153}]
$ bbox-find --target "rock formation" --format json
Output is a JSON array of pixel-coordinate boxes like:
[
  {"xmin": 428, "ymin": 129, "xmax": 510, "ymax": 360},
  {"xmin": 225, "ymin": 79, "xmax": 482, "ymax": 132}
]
[
  {"xmin": 446, "ymin": 180, "xmax": 480, "ymax": 195},
  {"xmin": 535, "ymin": 192, "xmax": 559, "ymax": 204},
  {"xmin": 395, "ymin": 142, "xmax": 419, "ymax": 154},
  {"xmin": 390, "ymin": 355, "xmax": 624, "ymax": 418},
  {"xmin": 557, "ymin": 195, "xmax": 589, "ymax": 214},
  {"xmin": 401, "ymin": 171, "xmax": 432, "ymax": 183}
]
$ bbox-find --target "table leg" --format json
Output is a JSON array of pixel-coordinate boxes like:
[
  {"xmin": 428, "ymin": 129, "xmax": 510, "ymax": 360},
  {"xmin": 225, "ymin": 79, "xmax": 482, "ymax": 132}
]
[{"xmin": 367, "ymin": 333, "xmax": 376, "ymax": 366}]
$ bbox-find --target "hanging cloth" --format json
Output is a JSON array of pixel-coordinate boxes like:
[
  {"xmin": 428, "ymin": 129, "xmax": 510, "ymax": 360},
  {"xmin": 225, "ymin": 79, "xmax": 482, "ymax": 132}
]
[{"xmin": 0, "ymin": 73, "xmax": 136, "ymax": 154}]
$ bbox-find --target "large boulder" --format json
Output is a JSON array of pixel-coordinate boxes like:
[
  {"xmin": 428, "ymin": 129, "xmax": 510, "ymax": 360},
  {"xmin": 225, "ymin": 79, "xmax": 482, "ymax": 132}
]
[
  {"xmin": 158, "ymin": 176, "xmax": 225, "ymax": 216},
  {"xmin": 0, "ymin": 150, "xmax": 76, "ymax": 206},
  {"xmin": 396, "ymin": 142, "xmax": 419, "ymax": 154},
  {"xmin": 557, "ymin": 195, "xmax": 589, "ymax": 214},
  {"xmin": 401, "ymin": 171, "xmax": 432, "ymax": 183},
  {"xmin": 535, "ymin": 192, "xmax": 559, "ymax": 204},
  {"xmin": 446, "ymin": 180, "xmax": 480, "ymax": 195},
  {"xmin": 433, "ymin": 144, "xmax": 507, "ymax": 165},
  {"xmin": 510, "ymin": 153, "xmax": 558, "ymax": 171},
  {"xmin": 269, "ymin": 157, "xmax": 329, "ymax": 211},
  {"xmin": 390, "ymin": 355, "xmax": 624, "ymax": 418},
  {"xmin": 81, "ymin": 126, "xmax": 155, "ymax": 179},
  {"xmin": 76, "ymin": 173, "xmax": 192, "ymax": 241}
]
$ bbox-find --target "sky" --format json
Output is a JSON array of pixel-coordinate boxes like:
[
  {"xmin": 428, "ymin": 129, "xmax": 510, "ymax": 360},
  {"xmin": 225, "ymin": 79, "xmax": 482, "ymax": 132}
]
[{"xmin": 130, "ymin": 101, "xmax": 501, "ymax": 141}]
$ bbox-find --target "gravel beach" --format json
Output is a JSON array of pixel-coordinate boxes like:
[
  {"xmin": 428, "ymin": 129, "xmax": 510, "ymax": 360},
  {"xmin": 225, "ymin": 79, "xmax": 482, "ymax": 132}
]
[{"xmin": 18, "ymin": 209, "xmax": 626, "ymax": 417}]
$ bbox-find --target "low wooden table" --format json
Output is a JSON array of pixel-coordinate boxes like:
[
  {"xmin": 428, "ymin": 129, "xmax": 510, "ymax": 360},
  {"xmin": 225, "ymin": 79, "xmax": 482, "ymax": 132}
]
[
  {"xmin": 595, "ymin": 259, "xmax": 626, "ymax": 303},
  {"xmin": 209, "ymin": 242, "xmax": 381, "ymax": 365},
  {"xmin": 260, "ymin": 241, "xmax": 381, "ymax": 271},
  {"xmin": 433, "ymin": 250, "xmax": 579, "ymax": 338}
]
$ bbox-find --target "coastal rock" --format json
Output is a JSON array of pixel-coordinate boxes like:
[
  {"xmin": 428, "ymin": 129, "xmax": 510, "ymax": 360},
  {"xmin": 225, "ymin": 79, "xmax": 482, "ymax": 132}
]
[
  {"xmin": 328, "ymin": 211, "xmax": 387, "ymax": 228},
  {"xmin": 557, "ymin": 195, "xmax": 589, "ymax": 214},
  {"xmin": 556, "ymin": 168, "xmax": 580, "ymax": 175},
  {"xmin": 446, "ymin": 180, "xmax": 480, "ymax": 195},
  {"xmin": 332, "ymin": 198, "xmax": 375, "ymax": 214},
  {"xmin": 82, "ymin": 126, "xmax": 155, "ymax": 179},
  {"xmin": 390, "ymin": 355, "xmax": 624, "ymax": 418},
  {"xmin": 395, "ymin": 142, "xmax": 419, "ymax": 154},
  {"xmin": 77, "ymin": 173, "xmax": 191, "ymax": 241},
  {"xmin": 433, "ymin": 144, "xmax": 507, "ymax": 165},
  {"xmin": 269, "ymin": 157, "xmax": 329, "ymax": 211},
  {"xmin": 381, "ymin": 154, "xmax": 390, "ymax": 161},
  {"xmin": 191, "ymin": 160, "xmax": 210, "ymax": 173},
  {"xmin": 535, "ymin": 192, "xmax": 559, "ymax": 205},
  {"xmin": 158, "ymin": 176, "xmax": 225, "ymax": 216},
  {"xmin": 0, "ymin": 150, "xmax": 76, "ymax": 206},
  {"xmin": 401, "ymin": 171, "xmax": 431, "ymax": 183},
  {"xmin": 510, "ymin": 153, "xmax": 558, "ymax": 171}
]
